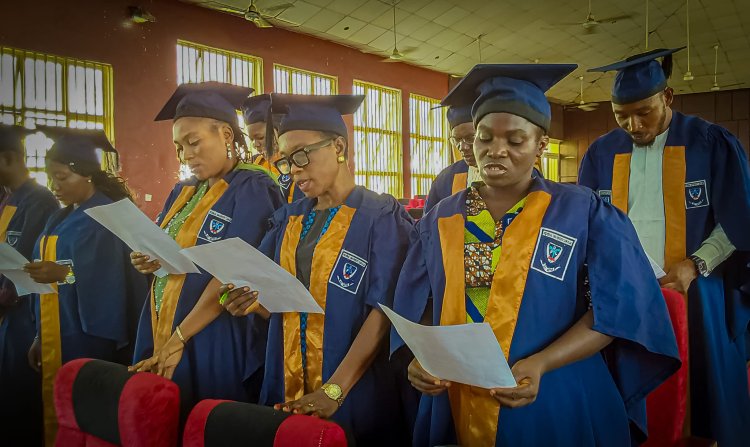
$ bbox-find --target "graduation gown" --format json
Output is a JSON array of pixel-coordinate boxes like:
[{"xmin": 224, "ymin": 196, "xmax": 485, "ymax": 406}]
[
  {"xmin": 32, "ymin": 191, "xmax": 148, "ymax": 444},
  {"xmin": 259, "ymin": 186, "xmax": 414, "ymax": 446},
  {"xmin": 252, "ymin": 153, "xmax": 305, "ymax": 203},
  {"xmin": 0, "ymin": 180, "xmax": 58, "ymax": 446},
  {"xmin": 391, "ymin": 176, "xmax": 681, "ymax": 447},
  {"xmin": 133, "ymin": 167, "xmax": 284, "ymax": 406},
  {"xmin": 579, "ymin": 111, "xmax": 750, "ymax": 446},
  {"xmin": 424, "ymin": 160, "xmax": 469, "ymax": 212}
]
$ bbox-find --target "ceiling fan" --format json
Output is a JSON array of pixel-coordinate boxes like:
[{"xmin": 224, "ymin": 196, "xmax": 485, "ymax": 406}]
[
  {"xmin": 381, "ymin": 2, "xmax": 414, "ymax": 62},
  {"xmin": 557, "ymin": 0, "xmax": 633, "ymax": 34},
  {"xmin": 565, "ymin": 76, "xmax": 600, "ymax": 111},
  {"xmin": 708, "ymin": 44, "xmax": 743, "ymax": 91},
  {"xmin": 194, "ymin": 0, "xmax": 294, "ymax": 28}
]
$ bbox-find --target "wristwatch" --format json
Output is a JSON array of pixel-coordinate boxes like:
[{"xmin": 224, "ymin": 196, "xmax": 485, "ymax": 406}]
[
  {"xmin": 321, "ymin": 383, "xmax": 344, "ymax": 407},
  {"xmin": 689, "ymin": 255, "xmax": 709, "ymax": 277}
]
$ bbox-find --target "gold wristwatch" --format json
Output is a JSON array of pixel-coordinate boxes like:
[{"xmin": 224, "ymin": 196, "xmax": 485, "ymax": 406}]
[{"xmin": 321, "ymin": 383, "xmax": 344, "ymax": 406}]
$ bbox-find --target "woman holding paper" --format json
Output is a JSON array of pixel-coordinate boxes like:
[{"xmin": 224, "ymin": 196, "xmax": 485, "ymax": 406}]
[
  {"xmin": 129, "ymin": 82, "xmax": 285, "ymax": 406},
  {"xmin": 220, "ymin": 94, "xmax": 415, "ymax": 445},
  {"xmin": 23, "ymin": 127, "xmax": 148, "ymax": 445},
  {"xmin": 391, "ymin": 64, "xmax": 681, "ymax": 447}
]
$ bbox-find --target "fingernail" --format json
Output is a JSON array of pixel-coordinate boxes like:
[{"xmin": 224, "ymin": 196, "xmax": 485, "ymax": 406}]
[
  {"xmin": 228, "ymin": 284, "xmax": 234, "ymax": 289},
  {"xmin": 244, "ymin": 287, "xmax": 249, "ymax": 292}
]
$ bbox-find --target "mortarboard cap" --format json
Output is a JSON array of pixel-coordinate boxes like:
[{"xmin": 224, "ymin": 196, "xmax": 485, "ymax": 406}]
[
  {"xmin": 446, "ymin": 105, "xmax": 473, "ymax": 129},
  {"xmin": 241, "ymin": 94, "xmax": 272, "ymax": 125},
  {"xmin": 588, "ymin": 47, "xmax": 685, "ymax": 105},
  {"xmin": 270, "ymin": 94, "xmax": 364, "ymax": 137},
  {"xmin": 36, "ymin": 126, "xmax": 116, "ymax": 171},
  {"xmin": 155, "ymin": 81, "xmax": 253, "ymax": 125},
  {"xmin": 442, "ymin": 64, "xmax": 577, "ymax": 132},
  {"xmin": 0, "ymin": 124, "xmax": 34, "ymax": 153}
]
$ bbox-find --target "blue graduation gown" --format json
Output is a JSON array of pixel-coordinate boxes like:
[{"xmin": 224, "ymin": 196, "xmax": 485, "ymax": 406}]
[
  {"xmin": 0, "ymin": 180, "xmax": 57, "ymax": 446},
  {"xmin": 259, "ymin": 186, "xmax": 414, "ymax": 446},
  {"xmin": 133, "ymin": 168, "xmax": 284, "ymax": 406},
  {"xmin": 391, "ymin": 177, "xmax": 680, "ymax": 447},
  {"xmin": 425, "ymin": 160, "xmax": 469, "ymax": 212},
  {"xmin": 579, "ymin": 111, "xmax": 750, "ymax": 446},
  {"xmin": 33, "ymin": 192, "xmax": 148, "ymax": 362}
]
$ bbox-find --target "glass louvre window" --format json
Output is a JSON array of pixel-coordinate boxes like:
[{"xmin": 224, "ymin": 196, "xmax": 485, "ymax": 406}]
[
  {"xmin": 409, "ymin": 94, "xmax": 450, "ymax": 197},
  {"xmin": 0, "ymin": 46, "xmax": 115, "ymax": 186},
  {"xmin": 352, "ymin": 80, "xmax": 402, "ymax": 198},
  {"xmin": 176, "ymin": 40, "xmax": 263, "ymax": 179},
  {"xmin": 541, "ymin": 139, "xmax": 561, "ymax": 182},
  {"xmin": 273, "ymin": 64, "xmax": 338, "ymax": 95}
]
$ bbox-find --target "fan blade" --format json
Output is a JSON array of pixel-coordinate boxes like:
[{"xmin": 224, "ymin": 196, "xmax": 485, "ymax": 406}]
[
  {"xmin": 583, "ymin": 25, "xmax": 598, "ymax": 34},
  {"xmin": 253, "ymin": 16, "xmax": 274, "ymax": 28},
  {"xmin": 263, "ymin": 2, "xmax": 295, "ymax": 13},
  {"xmin": 597, "ymin": 14, "xmax": 632, "ymax": 24}
]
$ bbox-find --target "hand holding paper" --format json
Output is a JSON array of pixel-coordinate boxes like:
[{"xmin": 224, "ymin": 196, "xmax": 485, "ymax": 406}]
[
  {"xmin": 381, "ymin": 304, "xmax": 516, "ymax": 389},
  {"xmin": 181, "ymin": 238, "xmax": 323, "ymax": 314},
  {"xmin": 84, "ymin": 199, "xmax": 199, "ymax": 276},
  {"xmin": 0, "ymin": 243, "xmax": 55, "ymax": 295}
]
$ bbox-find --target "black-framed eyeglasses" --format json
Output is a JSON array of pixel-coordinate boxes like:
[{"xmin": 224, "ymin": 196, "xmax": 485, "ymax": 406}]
[
  {"xmin": 449, "ymin": 135, "xmax": 476, "ymax": 148},
  {"xmin": 274, "ymin": 139, "xmax": 334, "ymax": 175}
]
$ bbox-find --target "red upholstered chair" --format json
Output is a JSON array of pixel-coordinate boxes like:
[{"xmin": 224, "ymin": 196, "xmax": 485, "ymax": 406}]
[
  {"xmin": 54, "ymin": 358, "xmax": 180, "ymax": 447},
  {"xmin": 183, "ymin": 400, "xmax": 349, "ymax": 447},
  {"xmin": 644, "ymin": 288, "xmax": 690, "ymax": 447}
]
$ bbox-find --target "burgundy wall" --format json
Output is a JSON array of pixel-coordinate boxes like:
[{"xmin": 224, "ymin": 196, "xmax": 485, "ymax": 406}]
[
  {"xmin": 0, "ymin": 0, "xmax": 450, "ymax": 216},
  {"xmin": 563, "ymin": 89, "xmax": 750, "ymax": 165}
]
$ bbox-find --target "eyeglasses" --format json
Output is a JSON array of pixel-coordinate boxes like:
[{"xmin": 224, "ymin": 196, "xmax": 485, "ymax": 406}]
[
  {"xmin": 449, "ymin": 135, "xmax": 476, "ymax": 148},
  {"xmin": 274, "ymin": 139, "xmax": 334, "ymax": 175}
]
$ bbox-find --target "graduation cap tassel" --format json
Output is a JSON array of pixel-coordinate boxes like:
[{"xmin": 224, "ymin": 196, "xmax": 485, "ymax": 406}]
[
  {"xmin": 264, "ymin": 101, "xmax": 276, "ymax": 158},
  {"xmin": 662, "ymin": 54, "xmax": 674, "ymax": 79}
]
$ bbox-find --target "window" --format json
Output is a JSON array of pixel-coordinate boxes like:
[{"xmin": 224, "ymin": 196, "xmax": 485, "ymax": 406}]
[
  {"xmin": 541, "ymin": 140, "xmax": 561, "ymax": 182},
  {"xmin": 176, "ymin": 40, "xmax": 263, "ymax": 178},
  {"xmin": 0, "ymin": 46, "xmax": 114, "ymax": 186},
  {"xmin": 409, "ymin": 94, "xmax": 450, "ymax": 197},
  {"xmin": 352, "ymin": 81, "xmax": 402, "ymax": 198},
  {"xmin": 273, "ymin": 64, "xmax": 337, "ymax": 94}
]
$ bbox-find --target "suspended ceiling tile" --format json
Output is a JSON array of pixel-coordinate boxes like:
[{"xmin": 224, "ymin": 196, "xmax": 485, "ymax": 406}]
[
  {"xmin": 349, "ymin": 0, "xmax": 392, "ymax": 22},
  {"xmin": 302, "ymin": 8, "xmax": 345, "ymax": 30},
  {"xmin": 326, "ymin": 0, "xmax": 366, "ymax": 15},
  {"xmin": 414, "ymin": 0, "xmax": 455, "ymax": 21},
  {"xmin": 433, "ymin": 6, "xmax": 471, "ymax": 28},
  {"xmin": 274, "ymin": 1, "xmax": 321, "ymax": 25},
  {"xmin": 326, "ymin": 16, "xmax": 367, "ymax": 39},
  {"xmin": 349, "ymin": 23, "xmax": 389, "ymax": 45}
]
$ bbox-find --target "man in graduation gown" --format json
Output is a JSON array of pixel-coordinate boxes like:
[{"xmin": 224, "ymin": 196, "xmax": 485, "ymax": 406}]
[
  {"xmin": 579, "ymin": 47, "xmax": 750, "ymax": 447},
  {"xmin": 392, "ymin": 64, "xmax": 680, "ymax": 447},
  {"xmin": 0, "ymin": 124, "xmax": 58, "ymax": 446},
  {"xmin": 424, "ymin": 105, "xmax": 477, "ymax": 212},
  {"xmin": 242, "ymin": 94, "xmax": 304, "ymax": 203}
]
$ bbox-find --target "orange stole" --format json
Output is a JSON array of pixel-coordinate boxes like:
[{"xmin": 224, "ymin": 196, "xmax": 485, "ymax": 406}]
[
  {"xmin": 610, "ymin": 147, "xmax": 687, "ymax": 270},
  {"xmin": 150, "ymin": 181, "xmax": 229, "ymax": 351},
  {"xmin": 38, "ymin": 235, "xmax": 62, "ymax": 447},
  {"xmin": 0, "ymin": 205, "xmax": 17, "ymax": 241},
  {"xmin": 437, "ymin": 191, "xmax": 551, "ymax": 447},
  {"xmin": 451, "ymin": 173, "xmax": 468, "ymax": 195},
  {"xmin": 280, "ymin": 206, "xmax": 356, "ymax": 401}
]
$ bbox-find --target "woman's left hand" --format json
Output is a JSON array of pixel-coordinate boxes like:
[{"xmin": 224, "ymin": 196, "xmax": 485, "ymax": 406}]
[
  {"xmin": 128, "ymin": 334, "xmax": 184, "ymax": 379},
  {"xmin": 23, "ymin": 261, "xmax": 70, "ymax": 284},
  {"xmin": 274, "ymin": 389, "xmax": 340, "ymax": 419},
  {"xmin": 490, "ymin": 355, "xmax": 546, "ymax": 408}
]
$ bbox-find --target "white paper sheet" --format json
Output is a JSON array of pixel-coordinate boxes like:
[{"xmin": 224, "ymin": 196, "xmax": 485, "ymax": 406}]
[
  {"xmin": 84, "ymin": 199, "xmax": 199, "ymax": 276},
  {"xmin": 180, "ymin": 238, "xmax": 324, "ymax": 314},
  {"xmin": 645, "ymin": 252, "xmax": 667, "ymax": 279},
  {"xmin": 380, "ymin": 304, "xmax": 516, "ymax": 389},
  {"xmin": 0, "ymin": 243, "xmax": 55, "ymax": 295}
]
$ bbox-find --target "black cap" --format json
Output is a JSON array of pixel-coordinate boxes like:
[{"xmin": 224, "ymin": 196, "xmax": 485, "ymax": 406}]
[
  {"xmin": 155, "ymin": 81, "xmax": 254, "ymax": 125},
  {"xmin": 0, "ymin": 124, "xmax": 34, "ymax": 153},
  {"xmin": 270, "ymin": 94, "xmax": 364, "ymax": 137},
  {"xmin": 589, "ymin": 47, "xmax": 685, "ymax": 105},
  {"xmin": 241, "ymin": 94, "xmax": 271, "ymax": 125},
  {"xmin": 36, "ymin": 126, "xmax": 116, "ymax": 171},
  {"xmin": 442, "ymin": 64, "xmax": 577, "ymax": 131}
]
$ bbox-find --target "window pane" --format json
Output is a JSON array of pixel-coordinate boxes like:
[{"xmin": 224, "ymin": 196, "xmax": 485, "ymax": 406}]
[
  {"xmin": 352, "ymin": 80, "xmax": 402, "ymax": 198},
  {"xmin": 409, "ymin": 94, "xmax": 450, "ymax": 196}
]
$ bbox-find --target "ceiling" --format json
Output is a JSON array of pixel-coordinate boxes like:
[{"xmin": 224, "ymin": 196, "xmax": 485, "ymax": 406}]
[{"xmin": 186, "ymin": 0, "xmax": 750, "ymax": 104}]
